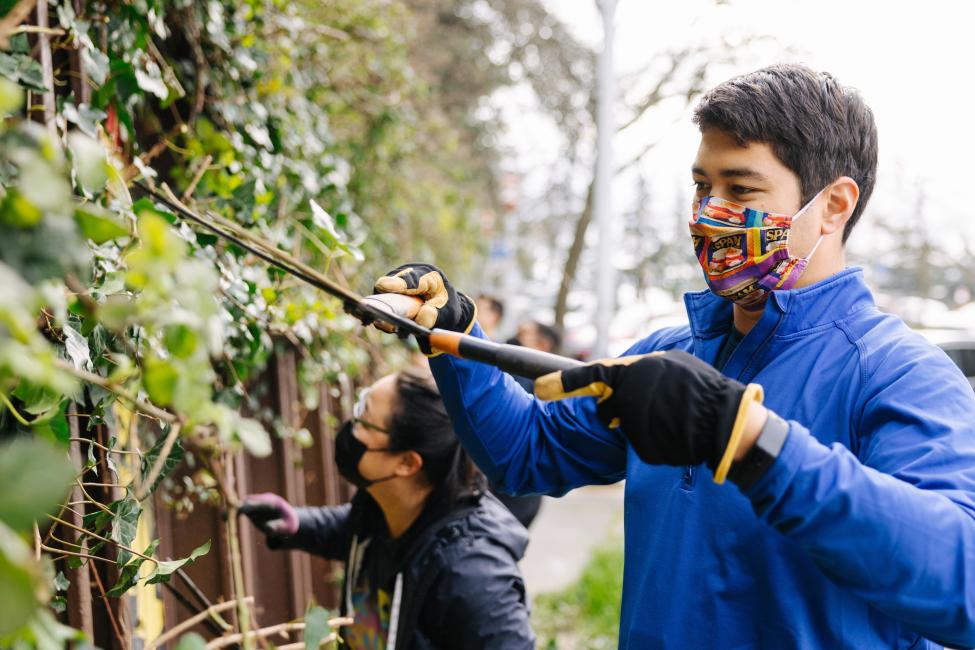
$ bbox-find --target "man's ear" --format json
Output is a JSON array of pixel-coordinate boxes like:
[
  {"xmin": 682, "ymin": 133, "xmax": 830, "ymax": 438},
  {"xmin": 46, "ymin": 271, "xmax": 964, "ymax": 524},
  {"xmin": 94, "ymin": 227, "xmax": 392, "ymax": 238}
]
[
  {"xmin": 395, "ymin": 450, "xmax": 424, "ymax": 478},
  {"xmin": 821, "ymin": 176, "xmax": 860, "ymax": 236}
]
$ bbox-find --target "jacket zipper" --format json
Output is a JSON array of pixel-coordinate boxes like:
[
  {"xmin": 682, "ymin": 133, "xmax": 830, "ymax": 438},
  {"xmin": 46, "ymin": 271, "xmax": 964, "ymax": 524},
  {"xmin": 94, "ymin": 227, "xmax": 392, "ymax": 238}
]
[
  {"xmin": 387, "ymin": 572, "xmax": 404, "ymax": 650},
  {"xmin": 680, "ymin": 311, "xmax": 784, "ymax": 491},
  {"xmin": 738, "ymin": 311, "xmax": 784, "ymax": 383}
]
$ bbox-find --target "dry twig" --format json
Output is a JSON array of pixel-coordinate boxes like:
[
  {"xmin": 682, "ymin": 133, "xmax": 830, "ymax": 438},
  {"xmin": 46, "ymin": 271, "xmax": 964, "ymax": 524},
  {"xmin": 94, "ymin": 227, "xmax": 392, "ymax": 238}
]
[{"xmin": 145, "ymin": 597, "xmax": 254, "ymax": 650}]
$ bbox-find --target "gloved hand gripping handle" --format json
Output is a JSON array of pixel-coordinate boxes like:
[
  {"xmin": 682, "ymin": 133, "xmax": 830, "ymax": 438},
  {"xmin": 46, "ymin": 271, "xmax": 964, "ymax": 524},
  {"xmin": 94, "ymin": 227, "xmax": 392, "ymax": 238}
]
[{"xmin": 364, "ymin": 293, "xmax": 583, "ymax": 379}]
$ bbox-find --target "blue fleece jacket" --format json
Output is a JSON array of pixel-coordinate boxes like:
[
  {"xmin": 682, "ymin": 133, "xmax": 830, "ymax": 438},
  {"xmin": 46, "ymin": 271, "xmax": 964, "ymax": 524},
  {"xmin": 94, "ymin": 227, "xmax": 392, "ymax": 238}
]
[{"xmin": 429, "ymin": 268, "xmax": 975, "ymax": 649}]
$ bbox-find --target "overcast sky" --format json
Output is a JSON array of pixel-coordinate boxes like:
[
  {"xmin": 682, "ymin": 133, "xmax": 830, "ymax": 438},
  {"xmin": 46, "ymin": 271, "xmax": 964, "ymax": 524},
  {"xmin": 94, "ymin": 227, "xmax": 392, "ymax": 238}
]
[{"xmin": 501, "ymin": 0, "xmax": 975, "ymax": 257}]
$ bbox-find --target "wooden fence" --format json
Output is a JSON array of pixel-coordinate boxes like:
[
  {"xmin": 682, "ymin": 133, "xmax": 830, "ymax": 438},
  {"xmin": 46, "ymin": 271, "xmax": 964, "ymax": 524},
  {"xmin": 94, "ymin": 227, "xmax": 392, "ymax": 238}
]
[{"xmin": 59, "ymin": 348, "xmax": 357, "ymax": 648}]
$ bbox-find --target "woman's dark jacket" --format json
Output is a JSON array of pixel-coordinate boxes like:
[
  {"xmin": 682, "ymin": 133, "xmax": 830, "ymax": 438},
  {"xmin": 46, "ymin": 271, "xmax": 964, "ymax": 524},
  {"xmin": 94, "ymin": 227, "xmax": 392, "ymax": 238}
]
[{"xmin": 274, "ymin": 488, "xmax": 535, "ymax": 650}]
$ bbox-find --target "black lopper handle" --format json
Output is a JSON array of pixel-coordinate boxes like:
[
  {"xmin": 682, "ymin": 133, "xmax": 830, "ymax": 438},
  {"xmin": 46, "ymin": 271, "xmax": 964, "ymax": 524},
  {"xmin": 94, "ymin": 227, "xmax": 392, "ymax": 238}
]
[
  {"xmin": 429, "ymin": 330, "xmax": 584, "ymax": 379},
  {"xmin": 362, "ymin": 294, "xmax": 585, "ymax": 378}
]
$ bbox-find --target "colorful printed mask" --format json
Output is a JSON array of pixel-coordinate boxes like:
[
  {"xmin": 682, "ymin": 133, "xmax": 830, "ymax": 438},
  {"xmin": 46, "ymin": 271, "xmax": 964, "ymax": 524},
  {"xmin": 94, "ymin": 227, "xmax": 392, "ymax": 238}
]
[{"xmin": 689, "ymin": 191, "xmax": 824, "ymax": 310}]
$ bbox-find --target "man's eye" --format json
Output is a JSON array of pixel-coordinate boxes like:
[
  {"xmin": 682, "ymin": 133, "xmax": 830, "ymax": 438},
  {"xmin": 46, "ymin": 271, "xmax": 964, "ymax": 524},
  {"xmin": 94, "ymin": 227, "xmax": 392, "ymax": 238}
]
[
  {"xmin": 732, "ymin": 185, "xmax": 757, "ymax": 195},
  {"xmin": 692, "ymin": 181, "xmax": 710, "ymax": 194}
]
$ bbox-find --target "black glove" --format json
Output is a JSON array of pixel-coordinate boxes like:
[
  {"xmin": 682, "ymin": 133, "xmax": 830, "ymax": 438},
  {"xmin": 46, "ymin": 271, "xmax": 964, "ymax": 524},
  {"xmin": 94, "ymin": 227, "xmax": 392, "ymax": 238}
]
[
  {"xmin": 374, "ymin": 263, "xmax": 476, "ymax": 352},
  {"xmin": 534, "ymin": 350, "xmax": 764, "ymax": 482},
  {"xmin": 238, "ymin": 493, "xmax": 299, "ymax": 540}
]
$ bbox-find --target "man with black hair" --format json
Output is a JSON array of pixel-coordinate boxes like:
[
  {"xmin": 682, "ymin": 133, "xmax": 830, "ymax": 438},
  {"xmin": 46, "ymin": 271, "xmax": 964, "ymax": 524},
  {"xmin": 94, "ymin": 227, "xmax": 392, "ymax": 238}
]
[
  {"xmin": 475, "ymin": 294, "xmax": 505, "ymax": 339},
  {"xmin": 515, "ymin": 320, "xmax": 562, "ymax": 356},
  {"xmin": 373, "ymin": 64, "xmax": 975, "ymax": 648}
]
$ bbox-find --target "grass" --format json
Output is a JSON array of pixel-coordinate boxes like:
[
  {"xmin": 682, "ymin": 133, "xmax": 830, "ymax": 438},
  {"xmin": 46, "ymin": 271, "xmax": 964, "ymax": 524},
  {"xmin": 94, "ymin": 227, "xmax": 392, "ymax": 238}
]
[{"xmin": 531, "ymin": 536, "xmax": 624, "ymax": 650}]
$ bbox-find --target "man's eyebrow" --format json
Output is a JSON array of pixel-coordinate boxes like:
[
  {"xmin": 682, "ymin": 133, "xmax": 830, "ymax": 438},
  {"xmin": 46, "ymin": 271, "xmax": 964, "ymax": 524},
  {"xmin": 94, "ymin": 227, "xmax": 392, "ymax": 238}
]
[{"xmin": 691, "ymin": 165, "xmax": 768, "ymax": 182}]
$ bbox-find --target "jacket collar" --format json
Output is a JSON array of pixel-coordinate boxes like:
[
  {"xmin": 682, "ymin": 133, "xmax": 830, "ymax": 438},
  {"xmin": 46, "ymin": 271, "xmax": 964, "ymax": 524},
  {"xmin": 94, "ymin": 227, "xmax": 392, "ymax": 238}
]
[{"xmin": 683, "ymin": 267, "xmax": 876, "ymax": 339}]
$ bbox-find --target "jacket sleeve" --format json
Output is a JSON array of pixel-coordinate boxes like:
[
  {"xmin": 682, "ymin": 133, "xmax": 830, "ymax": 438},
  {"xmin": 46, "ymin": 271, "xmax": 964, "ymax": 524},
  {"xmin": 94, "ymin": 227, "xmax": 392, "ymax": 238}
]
[
  {"xmin": 426, "ymin": 539, "xmax": 535, "ymax": 650},
  {"xmin": 428, "ymin": 323, "xmax": 630, "ymax": 496},
  {"xmin": 743, "ymin": 342, "xmax": 975, "ymax": 647},
  {"xmin": 268, "ymin": 504, "xmax": 352, "ymax": 561}
]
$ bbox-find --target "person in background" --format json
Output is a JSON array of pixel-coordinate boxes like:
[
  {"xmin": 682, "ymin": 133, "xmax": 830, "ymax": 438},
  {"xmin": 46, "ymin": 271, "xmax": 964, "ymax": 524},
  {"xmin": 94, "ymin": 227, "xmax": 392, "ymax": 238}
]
[
  {"xmin": 475, "ymin": 294, "xmax": 504, "ymax": 339},
  {"xmin": 239, "ymin": 367, "xmax": 534, "ymax": 650},
  {"xmin": 507, "ymin": 320, "xmax": 562, "ymax": 392}
]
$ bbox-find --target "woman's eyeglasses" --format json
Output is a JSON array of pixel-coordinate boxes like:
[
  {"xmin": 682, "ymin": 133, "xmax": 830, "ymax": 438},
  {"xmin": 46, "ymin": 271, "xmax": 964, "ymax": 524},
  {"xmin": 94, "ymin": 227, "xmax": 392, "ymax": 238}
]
[{"xmin": 353, "ymin": 387, "xmax": 390, "ymax": 434}]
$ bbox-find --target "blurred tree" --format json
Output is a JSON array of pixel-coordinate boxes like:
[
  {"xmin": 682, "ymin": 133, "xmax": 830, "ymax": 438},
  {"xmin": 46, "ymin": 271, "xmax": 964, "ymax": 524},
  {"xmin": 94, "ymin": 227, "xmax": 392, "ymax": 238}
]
[
  {"xmin": 397, "ymin": 0, "xmax": 596, "ymax": 286},
  {"xmin": 854, "ymin": 184, "xmax": 975, "ymax": 313},
  {"xmin": 552, "ymin": 38, "xmax": 742, "ymax": 329}
]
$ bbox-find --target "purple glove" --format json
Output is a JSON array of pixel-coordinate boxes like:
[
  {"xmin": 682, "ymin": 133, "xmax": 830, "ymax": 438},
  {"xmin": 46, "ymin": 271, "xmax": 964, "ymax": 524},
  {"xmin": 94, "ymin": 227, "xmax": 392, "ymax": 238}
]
[{"xmin": 238, "ymin": 493, "xmax": 299, "ymax": 537}]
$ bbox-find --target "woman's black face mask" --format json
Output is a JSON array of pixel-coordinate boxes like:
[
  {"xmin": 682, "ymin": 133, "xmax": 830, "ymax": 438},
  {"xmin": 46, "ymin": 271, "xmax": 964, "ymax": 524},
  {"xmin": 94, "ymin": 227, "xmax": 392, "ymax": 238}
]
[{"xmin": 334, "ymin": 421, "xmax": 397, "ymax": 489}]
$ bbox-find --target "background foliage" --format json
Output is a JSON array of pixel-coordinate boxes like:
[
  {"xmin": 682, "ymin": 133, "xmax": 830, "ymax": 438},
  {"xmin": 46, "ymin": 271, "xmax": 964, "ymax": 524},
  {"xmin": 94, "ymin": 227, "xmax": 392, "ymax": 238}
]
[{"xmin": 0, "ymin": 0, "xmax": 591, "ymax": 646}]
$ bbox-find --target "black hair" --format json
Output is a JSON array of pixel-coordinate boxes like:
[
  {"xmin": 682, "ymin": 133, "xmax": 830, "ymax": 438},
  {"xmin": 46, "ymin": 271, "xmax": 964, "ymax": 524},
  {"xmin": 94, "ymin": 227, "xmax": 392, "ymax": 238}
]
[
  {"xmin": 693, "ymin": 63, "xmax": 878, "ymax": 242},
  {"xmin": 477, "ymin": 294, "xmax": 505, "ymax": 320},
  {"xmin": 531, "ymin": 321, "xmax": 562, "ymax": 353},
  {"xmin": 386, "ymin": 367, "xmax": 484, "ymax": 503}
]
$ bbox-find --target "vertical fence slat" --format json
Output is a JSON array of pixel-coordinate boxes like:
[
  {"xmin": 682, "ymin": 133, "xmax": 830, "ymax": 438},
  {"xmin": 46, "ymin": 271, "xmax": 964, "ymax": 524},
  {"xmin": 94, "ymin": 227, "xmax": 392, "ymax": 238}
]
[
  {"xmin": 66, "ymin": 405, "xmax": 95, "ymax": 640},
  {"xmin": 69, "ymin": 0, "xmax": 91, "ymax": 104},
  {"xmin": 275, "ymin": 349, "xmax": 313, "ymax": 618},
  {"xmin": 34, "ymin": 0, "xmax": 56, "ymax": 135}
]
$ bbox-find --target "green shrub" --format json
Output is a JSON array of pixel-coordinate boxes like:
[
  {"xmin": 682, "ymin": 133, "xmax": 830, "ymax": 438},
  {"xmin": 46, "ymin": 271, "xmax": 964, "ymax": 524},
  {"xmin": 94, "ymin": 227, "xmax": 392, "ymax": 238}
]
[{"xmin": 532, "ymin": 536, "xmax": 624, "ymax": 650}]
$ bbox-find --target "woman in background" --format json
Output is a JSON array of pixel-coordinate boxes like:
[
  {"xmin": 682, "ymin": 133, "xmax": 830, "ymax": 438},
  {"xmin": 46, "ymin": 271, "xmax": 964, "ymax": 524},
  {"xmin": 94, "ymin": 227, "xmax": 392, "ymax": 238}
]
[{"xmin": 239, "ymin": 367, "xmax": 534, "ymax": 650}]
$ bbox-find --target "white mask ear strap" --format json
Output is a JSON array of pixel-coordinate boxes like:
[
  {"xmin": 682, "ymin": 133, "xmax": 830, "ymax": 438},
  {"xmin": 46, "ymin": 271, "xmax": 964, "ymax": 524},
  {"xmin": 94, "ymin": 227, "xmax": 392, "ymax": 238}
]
[
  {"xmin": 792, "ymin": 186, "xmax": 827, "ymax": 222},
  {"xmin": 804, "ymin": 234, "xmax": 825, "ymax": 262}
]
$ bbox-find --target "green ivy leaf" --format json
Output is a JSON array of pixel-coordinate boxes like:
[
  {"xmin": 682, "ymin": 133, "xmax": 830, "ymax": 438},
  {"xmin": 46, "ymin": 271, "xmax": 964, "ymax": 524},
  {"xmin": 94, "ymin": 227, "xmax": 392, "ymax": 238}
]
[
  {"xmin": 0, "ymin": 77, "xmax": 22, "ymax": 117},
  {"xmin": 53, "ymin": 571, "xmax": 69, "ymax": 593},
  {"xmin": 145, "ymin": 539, "xmax": 210, "ymax": 585},
  {"xmin": 62, "ymin": 323, "xmax": 91, "ymax": 371},
  {"xmin": 303, "ymin": 606, "xmax": 330, "ymax": 649},
  {"xmin": 0, "ymin": 438, "xmax": 74, "ymax": 532},
  {"xmin": 162, "ymin": 324, "xmax": 198, "ymax": 359},
  {"xmin": 84, "ymin": 438, "xmax": 98, "ymax": 478},
  {"xmin": 139, "ymin": 432, "xmax": 184, "ymax": 497},
  {"xmin": 234, "ymin": 415, "xmax": 272, "ymax": 458},
  {"xmin": 11, "ymin": 380, "xmax": 63, "ymax": 416},
  {"xmin": 21, "ymin": 609, "xmax": 86, "ymax": 650},
  {"xmin": 0, "ymin": 521, "xmax": 44, "ymax": 636},
  {"xmin": 134, "ymin": 60, "xmax": 169, "ymax": 100},
  {"xmin": 108, "ymin": 497, "xmax": 141, "ymax": 567},
  {"xmin": 0, "ymin": 205, "xmax": 89, "ymax": 283},
  {"xmin": 0, "ymin": 52, "xmax": 48, "ymax": 92},
  {"xmin": 28, "ymin": 401, "xmax": 70, "ymax": 445},
  {"xmin": 80, "ymin": 47, "xmax": 109, "ymax": 87},
  {"xmin": 62, "ymin": 103, "xmax": 106, "ymax": 140},
  {"xmin": 131, "ymin": 197, "xmax": 176, "ymax": 224},
  {"xmin": 0, "ymin": 188, "xmax": 43, "ymax": 227},
  {"xmin": 50, "ymin": 595, "xmax": 67, "ymax": 614},
  {"xmin": 74, "ymin": 205, "xmax": 129, "ymax": 244},
  {"xmin": 309, "ymin": 200, "xmax": 363, "ymax": 261},
  {"xmin": 143, "ymin": 356, "xmax": 178, "ymax": 406},
  {"xmin": 68, "ymin": 133, "xmax": 109, "ymax": 194},
  {"xmin": 106, "ymin": 538, "xmax": 159, "ymax": 598}
]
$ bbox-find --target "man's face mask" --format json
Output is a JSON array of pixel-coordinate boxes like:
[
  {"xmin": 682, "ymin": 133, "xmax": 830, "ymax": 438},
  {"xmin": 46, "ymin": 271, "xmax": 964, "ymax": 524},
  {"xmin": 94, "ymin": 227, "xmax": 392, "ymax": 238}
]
[{"xmin": 688, "ymin": 189, "xmax": 825, "ymax": 310}]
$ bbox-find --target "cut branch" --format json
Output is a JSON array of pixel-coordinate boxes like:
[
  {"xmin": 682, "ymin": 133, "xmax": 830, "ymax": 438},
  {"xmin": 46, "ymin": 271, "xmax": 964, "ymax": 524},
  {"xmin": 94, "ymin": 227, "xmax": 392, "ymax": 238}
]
[
  {"xmin": 55, "ymin": 359, "xmax": 181, "ymax": 425},
  {"xmin": 89, "ymin": 560, "xmax": 129, "ymax": 650},
  {"xmin": 47, "ymin": 514, "xmax": 158, "ymax": 565},
  {"xmin": 0, "ymin": 0, "xmax": 37, "ymax": 48},
  {"xmin": 145, "ymin": 597, "xmax": 253, "ymax": 650},
  {"xmin": 204, "ymin": 619, "xmax": 350, "ymax": 650},
  {"xmin": 42, "ymin": 543, "xmax": 113, "ymax": 565}
]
